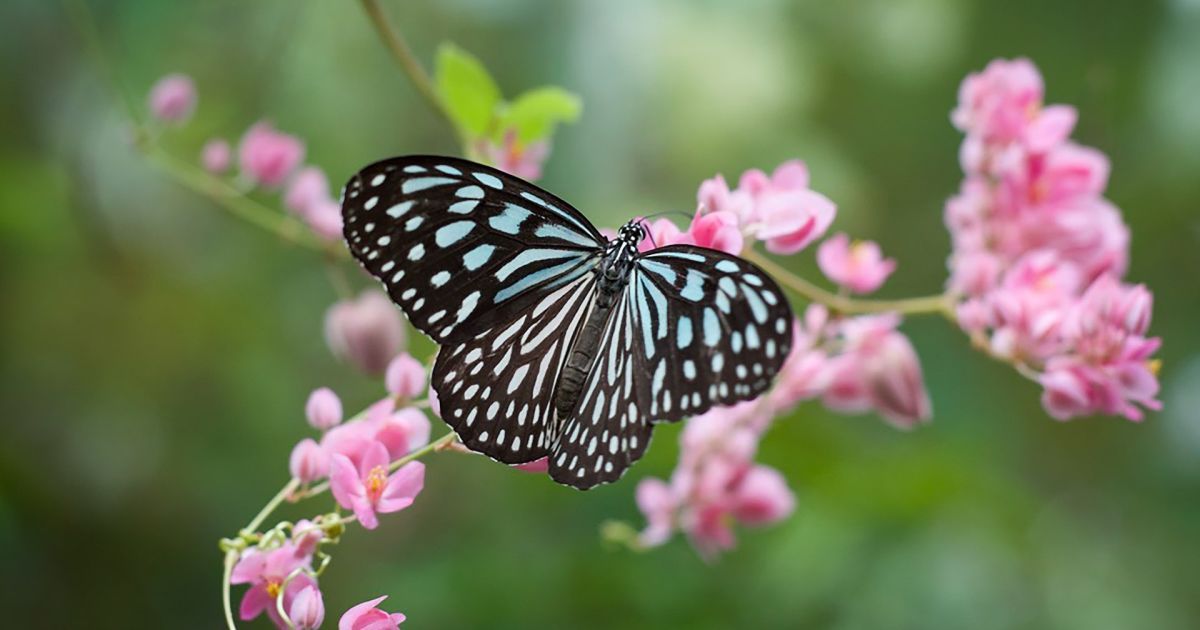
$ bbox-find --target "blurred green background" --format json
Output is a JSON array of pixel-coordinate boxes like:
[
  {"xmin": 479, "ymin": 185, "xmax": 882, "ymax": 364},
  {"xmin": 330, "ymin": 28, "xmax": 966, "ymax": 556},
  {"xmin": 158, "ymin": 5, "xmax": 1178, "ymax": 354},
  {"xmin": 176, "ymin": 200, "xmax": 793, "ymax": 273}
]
[{"xmin": 2, "ymin": 0, "xmax": 1199, "ymax": 628}]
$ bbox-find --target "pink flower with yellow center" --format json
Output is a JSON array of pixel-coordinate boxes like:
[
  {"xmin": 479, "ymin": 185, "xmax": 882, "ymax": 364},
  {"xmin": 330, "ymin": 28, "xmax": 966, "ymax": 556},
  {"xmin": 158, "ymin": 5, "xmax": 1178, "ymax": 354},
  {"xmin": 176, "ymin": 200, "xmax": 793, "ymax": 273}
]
[{"xmin": 330, "ymin": 440, "xmax": 425, "ymax": 530}]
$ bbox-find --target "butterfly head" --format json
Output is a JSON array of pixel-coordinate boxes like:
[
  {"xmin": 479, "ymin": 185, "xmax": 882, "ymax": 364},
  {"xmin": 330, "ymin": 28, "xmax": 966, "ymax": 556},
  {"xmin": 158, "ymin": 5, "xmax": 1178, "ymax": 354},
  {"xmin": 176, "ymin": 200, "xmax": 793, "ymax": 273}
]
[{"xmin": 616, "ymin": 220, "xmax": 646, "ymax": 248}]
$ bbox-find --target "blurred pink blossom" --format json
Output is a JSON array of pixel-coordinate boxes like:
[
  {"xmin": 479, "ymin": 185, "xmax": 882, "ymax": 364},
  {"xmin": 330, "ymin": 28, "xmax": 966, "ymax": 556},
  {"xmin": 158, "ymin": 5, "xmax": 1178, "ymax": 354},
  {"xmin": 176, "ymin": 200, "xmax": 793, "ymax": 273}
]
[
  {"xmin": 324, "ymin": 290, "xmax": 406, "ymax": 375},
  {"xmin": 687, "ymin": 209, "xmax": 744, "ymax": 255},
  {"xmin": 636, "ymin": 403, "xmax": 794, "ymax": 560},
  {"xmin": 944, "ymin": 58, "xmax": 1158, "ymax": 421},
  {"xmin": 230, "ymin": 543, "xmax": 314, "ymax": 626},
  {"xmin": 692, "ymin": 159, "xmax": 835, "ymax": 254},
  {"xmin": 291, "ymin": 519, "xmax": 324, "ymax": 559},
  {"xmin": 289, "ymin": 585, "xmax": 325, "ymax": 630},
  {"xmin": 637, "ymin": 217, "xmax": 690, "ymax": 252},
  {"xmin": 289, "ymin": 438, "xmax": 328, "ymax": 484},
  {"xmin": 951, "ymin": 57, "xmax": 1043, "ymax": 142},
  {"xmin": 480, "ymin": 130, "xmax": 549, "ymax": 181},
  {"xmin": 754, "ymin": 191, "xmax": 835, "ymax": 255},
  {"xmin": 200, "ymin": 139, "xmax": 231, "ymax": 174},
  {"xmin": 305, "ymin": 387, "xmax": 343, "ymax": 431},
  {"xmin": 384, "ymin": 353, "xmax": 426, "ymax": 399},
  {"xmin": 304, "ymin": 198, "xmax": 345, "ymax": 241},
  {"xmin": 816, "ymin": 233, "xmax": 897, "ymax": 294},
  {"xmin": 238, "ymin": 121, "xmax": 305, "ymax": 188},
  {"xmin": 824, "ymin": 314, "xmax": 932, "ymax": 428},
  {"xmin": 339, "ymin": 595, "xmax": 406, "ymax": 629},
  {"xmin": 330, "ymin": 441, "xmax": 425, "ymax": 530},
  {"xmin": 147, "ymin": 73, "xmax": 196, "ymax": 123},
  {"xmin": 285, "ymin": 167, "xmax": 331, "ymax": 217}
]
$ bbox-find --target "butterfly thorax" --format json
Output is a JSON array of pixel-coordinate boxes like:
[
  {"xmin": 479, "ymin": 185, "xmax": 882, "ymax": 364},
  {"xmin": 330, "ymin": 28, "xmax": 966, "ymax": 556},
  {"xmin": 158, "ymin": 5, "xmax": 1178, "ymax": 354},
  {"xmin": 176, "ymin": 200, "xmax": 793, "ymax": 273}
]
[{"xmin": 551, "ymin": 221, "xmax": 645, "ymax": 430}]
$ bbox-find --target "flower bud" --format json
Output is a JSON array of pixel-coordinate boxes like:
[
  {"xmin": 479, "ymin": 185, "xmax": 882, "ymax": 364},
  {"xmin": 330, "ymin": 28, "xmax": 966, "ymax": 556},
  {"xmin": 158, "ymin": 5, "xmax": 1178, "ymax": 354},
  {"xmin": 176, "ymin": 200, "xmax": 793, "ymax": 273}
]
[
  {"xmin": 289, "ymin": 438, "xmax": 328, "ymax": 483},
  {"xmin": 200, "ymin": 139, "xmax": 231, "ymax": 174},
  {"xmin": 147, "ymin": 73, "xmax": 196, "ymax": 123},
  {"xmin": 385, "ymin": 353, "xmax": 426, "ymax": 399},
  {"xmin": 289, "ymin": 585, "xmax": 325, "ymax": 630},
  {"xmin": 305, "ymin": 387, "xmax": 343, "ymax": 431},
  {"xmin": 324, "ymin": 290, "xmax": 406, "ymax": 375}
]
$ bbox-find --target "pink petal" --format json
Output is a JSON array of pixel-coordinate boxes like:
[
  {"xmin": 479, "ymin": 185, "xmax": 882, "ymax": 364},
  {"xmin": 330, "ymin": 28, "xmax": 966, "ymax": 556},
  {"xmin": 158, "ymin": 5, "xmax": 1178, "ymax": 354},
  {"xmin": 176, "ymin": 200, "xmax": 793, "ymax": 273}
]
[
  {"xmin": 359, "ymin": 440, "xmax": 391, "ymax": 477},
  {"xmin": 352, "ymin": 497, "xmax": 380, "ymax": 530},
  {"xmin": 340, "ymin": 596, "xmax": 391, "ymax": 630},
  {"xmin": 381, "ymin": 461, "xmax": 425, "ymax": 504},
  {"xmin": 329, "ymin": 454, "xmax": 364, "ymax": 510},
  {"xmin": 238, "ymin": 585, "xmax": 271, "ymax": 621},
  {"xmin": 230, "ymin": 550, "xmax": 266, "ymax": 584}
]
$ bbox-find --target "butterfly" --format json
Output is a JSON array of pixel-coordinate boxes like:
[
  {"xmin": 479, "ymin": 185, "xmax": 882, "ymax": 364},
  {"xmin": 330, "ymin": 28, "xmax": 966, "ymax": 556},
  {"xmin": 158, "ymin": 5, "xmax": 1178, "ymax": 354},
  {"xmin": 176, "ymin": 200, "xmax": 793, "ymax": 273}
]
[{"xmin": 341, "ymin": 155, "xmax": 793, "ymax": 489}]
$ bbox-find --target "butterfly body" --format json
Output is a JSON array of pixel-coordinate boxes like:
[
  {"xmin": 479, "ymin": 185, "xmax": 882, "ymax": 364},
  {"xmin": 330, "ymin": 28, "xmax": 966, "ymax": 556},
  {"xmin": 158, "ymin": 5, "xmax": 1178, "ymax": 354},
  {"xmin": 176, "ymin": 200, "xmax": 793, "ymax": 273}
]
[
  {"xmin": 342, "ymin": 156, "xmax": 793, "ymax": 489},
  {"xmin": 555, "ymin": 222, "xmax": 645, "ymax": 422}
]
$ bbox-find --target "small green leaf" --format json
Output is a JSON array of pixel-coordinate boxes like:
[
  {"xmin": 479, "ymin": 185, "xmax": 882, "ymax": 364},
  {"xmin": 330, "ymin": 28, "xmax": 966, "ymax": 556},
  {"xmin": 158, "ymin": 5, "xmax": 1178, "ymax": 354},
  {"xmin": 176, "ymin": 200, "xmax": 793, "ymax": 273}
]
[
  {"xmin": 499, "ymin": 86, "xmax": 583, "ymax": 143},
  {"xmin": 435, "ymin": 43, "xmax": 502, "ymax": 137}
]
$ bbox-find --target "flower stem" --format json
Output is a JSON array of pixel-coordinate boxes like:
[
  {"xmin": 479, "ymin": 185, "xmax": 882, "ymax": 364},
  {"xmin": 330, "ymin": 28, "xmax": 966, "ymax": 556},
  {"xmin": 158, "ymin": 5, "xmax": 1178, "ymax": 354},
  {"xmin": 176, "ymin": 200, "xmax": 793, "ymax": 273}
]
[
  {"xmin": 358, "ymin": 0, "xmax": 455, "ymax": 132},
  {"xmin": 741, "ymin": 248, "xmax": 954, "ymax": 318},
  {"xmin": 221, "ymin": 549, "xmax": 238, "ymax": 630},
  {"xmin": 140, "ymin": 146, "xmax": 337, "ymax": 255}
]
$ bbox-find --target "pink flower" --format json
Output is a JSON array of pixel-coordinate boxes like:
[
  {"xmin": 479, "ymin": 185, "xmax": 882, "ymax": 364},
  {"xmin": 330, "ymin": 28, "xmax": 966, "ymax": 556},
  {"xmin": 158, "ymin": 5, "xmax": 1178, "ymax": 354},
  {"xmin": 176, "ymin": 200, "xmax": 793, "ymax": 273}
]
[
  {"xmin": 730, "ymin": 465, "xmax": 795, "ymax": 525},
  {"xmin": 289, "ymin": 585, "xmax": 325, "ymax": 630},
  {"xmin": 697, "ymin": 174, "xmax": 754, "ymax": 223},
  {"xmin": 147, "ymin": 73, "xmax": 196, "ymax": 123},
  {"xmin": 238, "ymin": 121, "xmax": 305, "ymax": 188},
  {"xmin": 687, "ymin": 209, "xmax": 744, "ymax": 255},
  {"xmin": 1023, "ymin": 105, "xmax": 1078, "ymax": 153},
  {"xmin": 289, "ymin": 438, "xmax": 328, "ymax": 483},
  {"xmin": 951, "ymin": 58, "xmax": 1043, "ymax": 142},
  {"xmin": 824, "ymin": 314, "xmax": 932, "ymax": 428},
  {"xmin": 306, "ymin": 387, "xmax": 343, "ymax": 431},
  {"xmin": 304, "ymin": 198, "xmax": 345, "ymax": 241},
  {"xmin": 285, "ymin": 167, "xmax": 331, "ymax": 217},
  {"xmin": 638, "ymin": 217, "xmax": 689, "ymax": 252},
  {"xmin": 768, "ymin": 307, "xmax": 833, "ymax": 412},
  {"xmin": 480, "ymin": 130, "xmax": 549, "ymax": 181},
  {"xmin": 330, "ymin": 441, "xmax": 424, "ymax": 530},
  {"xmin": 291, "ymin": 519, "xmax": 325, "ymax": 559},
  {"xmin": 324, "ymin": 290, "xmax": 406, "ymax": 375},
  {"xmin": 816, "ymin": 233, "xmax": 897, "ymax": 294},
  {"xmin": 635, "ymin": 478, "xmax": 677, "ymax": 547},
  {"xmin": 339, "ymin": 595, "xmax": 406, "ymax": 630},
  {"xmin": 755, "ymin": 188, "xmax": 836, "ymax": 254},
  {"xmin": 230, "ymin": 543, "xmax": 314, "ymax": 625},
  {"xmin": 321, "ymin": 398, "xmax": 430, "ymax": 466},
  {"xmin": 201, "ymin": 139, "xmax": 231, "ymax": 174},
  {"xmin": 385, "ymin": 353, "xmax": 426, "ymax": 399},
  {"xmin": 986, "ymin": 252, "xmax": 1080, "ymax": 361}
]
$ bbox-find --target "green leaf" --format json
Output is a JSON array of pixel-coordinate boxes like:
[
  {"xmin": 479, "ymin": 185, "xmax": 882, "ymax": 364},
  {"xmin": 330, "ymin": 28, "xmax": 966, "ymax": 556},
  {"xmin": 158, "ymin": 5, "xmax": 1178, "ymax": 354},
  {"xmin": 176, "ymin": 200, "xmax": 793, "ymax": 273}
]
[
  {"xmin": 434, "ymin": 43, "xmax": 502, "ymax": 137},
  {"xmin": 498, "ymin": 86, "xmax": 583, "ymax": 143}
]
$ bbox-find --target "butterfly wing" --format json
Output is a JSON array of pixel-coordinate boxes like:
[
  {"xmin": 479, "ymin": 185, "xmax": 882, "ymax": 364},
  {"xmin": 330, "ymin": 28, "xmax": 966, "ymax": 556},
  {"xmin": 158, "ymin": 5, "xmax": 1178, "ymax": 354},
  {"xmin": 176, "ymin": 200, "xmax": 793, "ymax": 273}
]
[
  {"xmin": 342, "ymin": 155, "xmax": 605, "ymax": 345},
  {"xmin": 432, "ymin": 273, "xmax": 597, "ymax": 463},
  {"xmin": 548, "ymin": 245, "xmax": 794, "ymax": 488},
  {"xmin": 630, "ymin": 245, "xmax": 794, "ymax": 421}
]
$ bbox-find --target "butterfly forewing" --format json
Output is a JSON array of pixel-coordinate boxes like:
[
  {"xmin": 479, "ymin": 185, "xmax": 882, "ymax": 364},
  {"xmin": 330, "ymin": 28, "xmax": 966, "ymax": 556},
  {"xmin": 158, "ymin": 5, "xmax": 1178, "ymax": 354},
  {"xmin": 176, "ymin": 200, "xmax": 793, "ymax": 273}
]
[{"xmin": 342, "ymin": 156, "xmax": 605, "ymax": 344}]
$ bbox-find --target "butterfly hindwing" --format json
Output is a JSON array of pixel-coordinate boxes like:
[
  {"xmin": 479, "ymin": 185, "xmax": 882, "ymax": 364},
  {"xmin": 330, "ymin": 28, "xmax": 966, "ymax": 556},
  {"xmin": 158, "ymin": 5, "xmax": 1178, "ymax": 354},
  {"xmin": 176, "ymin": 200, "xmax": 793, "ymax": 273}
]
[
  {"xmin": 629, "ymin": 245, "xmax": 794, "ymax": 422},
  {"xmin": 432, "ymin": 274, "xmax": 597, "ymax": 464},
  {"xmin": 342, "ymin": 156, "xmax": 605, "ymax": 345},
  {"xmin": 548, "ymin": 245, "xmax": 794, "ymax": 488}
]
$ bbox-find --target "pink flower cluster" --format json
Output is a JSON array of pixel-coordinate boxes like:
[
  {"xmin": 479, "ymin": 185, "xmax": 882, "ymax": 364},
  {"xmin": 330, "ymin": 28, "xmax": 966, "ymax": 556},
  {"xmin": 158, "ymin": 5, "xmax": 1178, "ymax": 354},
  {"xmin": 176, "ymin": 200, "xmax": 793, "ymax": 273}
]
[
  {"xmin": 288, "ymin": 358, "xmax": 431, "ymax": 529},
  {"xmin": 232, "ymin": 535, "xmax": 408, "ymax": 628},
  {"xmin": 144, "ymin": 74, "xmax": 345, "ymax": 242},
  {"xmin": 640, "ymin": 160, "xmax": 836, "ymax": 256},
  {"xmin": 324, "ymin": 290, "xmax": 408, "ymax": 375},
  {"xmin": 636, "ymin": 402, "xmax": 794, "ymax": 559},
  {"xmin": 944, "ymin": 58, "xmax": 1160, "ymax": 420}
]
